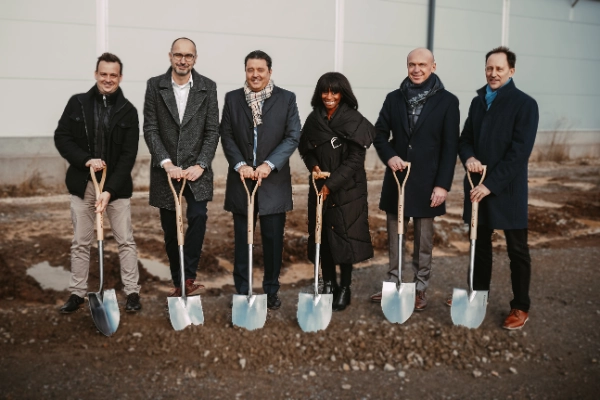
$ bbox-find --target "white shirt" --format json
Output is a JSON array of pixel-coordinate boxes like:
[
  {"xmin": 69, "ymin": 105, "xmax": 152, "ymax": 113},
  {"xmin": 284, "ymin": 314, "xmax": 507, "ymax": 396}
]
[{"xmin": 160, "ymin": 74, "xmax": 194, "ymax": 168}]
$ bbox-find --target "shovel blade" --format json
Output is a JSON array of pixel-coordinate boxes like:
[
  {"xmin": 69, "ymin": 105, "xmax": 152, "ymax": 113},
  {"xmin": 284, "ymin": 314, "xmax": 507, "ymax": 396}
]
[
  {"xmin": 167, "ymin": 297, "xmax": 192, "ymax": 331},
  {"xmin": 185, "ymin": 296, "xmax": 204, "ymax": 326},
  {"xmin": 450, "ymin": 288, "xmax": 488, "ymax": 329},
  {"xmin": 102, "ymin": 289, "xmax": 120, "ymax": 333},
  {"xmin": 297, "ymin": 293, "xmax": 333, "ymax": 332},
  {"xmin": 381, "ymin": 281, "xmax": 416, "ymax": 324},
  {"xmin": 232, "ymin": 294, "xmax": 267, "ymax": 331},
  {"xmin": 88, "ymin": 292, "xmax": 116, "ymax": 336}
]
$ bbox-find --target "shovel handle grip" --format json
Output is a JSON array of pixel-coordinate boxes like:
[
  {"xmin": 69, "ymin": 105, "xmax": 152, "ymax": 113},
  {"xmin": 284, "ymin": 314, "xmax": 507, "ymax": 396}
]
[
  {"xmin": 467, "ymin": 166, "xmax": 486, "ymax": 240},
  {"xmin": 392, "ymin": 162, "xmax": 411, "ymax": 234},
  {"xmin": 242, "ymin": 179, "xmax": 259, "ymax": 245},
  {"xmin": 311, "ymin": 172, "xmax": 330, "ymax": 245},
  {"xmin": 167, "ymin": 173, "xmax": 187, "ymax": 246},
  {"xmin": 90, "ymin": 166, "xmax": 107, "ymax": 241}
]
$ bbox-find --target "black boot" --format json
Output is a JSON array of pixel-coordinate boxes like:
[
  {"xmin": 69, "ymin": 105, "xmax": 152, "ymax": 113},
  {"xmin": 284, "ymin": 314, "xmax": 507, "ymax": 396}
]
[
  {"xmin": 322, "ymin": 280, "xmax": 338, "ymax": 295},
  {"xmin": 60, "ymin": 294, "xmax": 84, "ymax": 314},
  {"xmin": 333, "ymin": 286, "xmax": 351, "ymax": 312}
]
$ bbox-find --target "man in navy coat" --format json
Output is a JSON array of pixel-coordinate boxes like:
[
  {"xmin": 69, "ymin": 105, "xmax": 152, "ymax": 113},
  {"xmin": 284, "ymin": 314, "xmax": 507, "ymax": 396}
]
[
  {"xmin": 457, "ymin": 46, "xmax": 539, "ymax": 330},
  {"xmin": 370, "ymin": 48, "xmax": 460, "ymax": 311},
  {"xmin": 220, "ymin": 50, "xmax": 301, "ymax": 310}
]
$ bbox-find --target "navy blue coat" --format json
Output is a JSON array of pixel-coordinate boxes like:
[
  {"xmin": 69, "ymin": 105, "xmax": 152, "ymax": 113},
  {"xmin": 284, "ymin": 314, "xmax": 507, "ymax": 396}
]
[
  {"xmin": 220, "ymin": 86, "xmax": 301, "ymax": 216},
  {"xmin": 458, "ymin": 80, "xmax": 539, "ymax": 229},
  {"xmin": 374, "ymin": 87, "xmax": 460, "ymax": 217}
]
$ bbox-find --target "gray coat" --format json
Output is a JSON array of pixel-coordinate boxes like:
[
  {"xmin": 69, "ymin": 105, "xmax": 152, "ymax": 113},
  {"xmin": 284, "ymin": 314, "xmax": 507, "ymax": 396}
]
[
  {"xmin": 220, "ymin": 86, "xmax": 301, "ymax": 215},
  {"xmin": 143, "ymin": 68, "xmax": 220, "ymax": 210}
]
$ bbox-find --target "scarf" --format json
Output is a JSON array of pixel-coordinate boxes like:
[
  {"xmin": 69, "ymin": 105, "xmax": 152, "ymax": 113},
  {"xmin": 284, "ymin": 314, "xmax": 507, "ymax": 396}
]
[
  {"xmin": 400, "ymin": 73, "xmax": 444, "ymax": 109},
  {"xmin": 244, "ymin": 79, "xmax": 274, "ymax": 127},
  {"xmin": 485, "ymin": 77, "xmax": 512, "ymax": 110}
]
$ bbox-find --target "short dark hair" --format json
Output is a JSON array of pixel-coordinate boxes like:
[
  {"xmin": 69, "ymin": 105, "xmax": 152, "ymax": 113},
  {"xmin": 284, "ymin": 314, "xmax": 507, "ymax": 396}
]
[
  {"xmin": 244, "ymin": 50, "xmax": 272, "ymax": 70},
  {"xmin": 310, "ymin": 72, "xmax": 358, "ymax": 110},
  {"xmin": 96, "ymin": 52, "xmax": 123, "ymax": 75},
  {"xmin": 171, "ymin": 37, "xmax": 197, "ymax": 53},
  {"xmin": 486, "ymin": 46, "xmax": 516, "ymax": 69}
]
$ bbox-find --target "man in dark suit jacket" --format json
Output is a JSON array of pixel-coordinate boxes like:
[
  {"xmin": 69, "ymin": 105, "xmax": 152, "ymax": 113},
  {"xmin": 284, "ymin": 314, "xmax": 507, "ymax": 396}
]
[
  {"xmin": 143, "ymin": 38, "xmax": 220, "ymax": 298},
  {"xmin": 220, "ymin": 50, "xmax": 301, "ymax": 310},
  {"xmin": 371, "ymin": 48, "xmax": 460, "ymax": 311},
  {"xmin": 54, "ymin": 52, "xmax": 141, "ymax": 313},
  {"xmin": 458, "ymin": 46, "xmax": 539, "ymax": 330}
]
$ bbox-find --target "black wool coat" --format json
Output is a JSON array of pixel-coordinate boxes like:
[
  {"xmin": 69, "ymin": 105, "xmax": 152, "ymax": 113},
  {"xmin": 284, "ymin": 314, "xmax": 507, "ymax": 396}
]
[
  {"xmin": 373, "ymin": 87, "xmax": 460, "ymax": 217},
  {"xmin": 54, "ymin": 86, "xmax": 139, "ymax": 200},
  {"xmin": 143, "ymin": 69, "xmax": 220, "ymax": 210},
  {"xmin": 459, "ymin": 80, "xmax": 539, "ymax": 230},
  {"xmin": 299, "ymin": 104, "xmax": 374, "ymax": 265},
  {"xmin": 220, "ymin": 86, "xmax": 301, "ymax": 216}
]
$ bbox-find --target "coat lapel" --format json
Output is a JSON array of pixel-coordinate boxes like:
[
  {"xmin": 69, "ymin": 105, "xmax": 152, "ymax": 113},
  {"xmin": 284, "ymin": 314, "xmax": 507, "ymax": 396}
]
[
  {"xmin": 412, "ymin": 90, "xmax": 444, "ymax": 135},
  {"xmin": 261, "ymin": 86, "xmax": 280, "ymax": 119},
  {"xmin": 181, "ymin": 72, "xmax": 207, "ymax": 128},
  {"xmin": 237, "ymin": 90, "xmax": 253, "ymax": 125},
  {"xmin": 396, "ymin": 91, "xmax": 410, "ymax": 137},
  {"xmin": 158, "ymin": 71, "xmax": 180, "ymax": 126}
]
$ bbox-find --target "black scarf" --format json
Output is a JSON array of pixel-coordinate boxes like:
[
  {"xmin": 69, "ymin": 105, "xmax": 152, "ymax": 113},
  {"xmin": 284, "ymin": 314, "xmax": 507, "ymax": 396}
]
[
  {"xmin": 300, "ymin": 103, "xmax": 374, "ymax": 153},
  {"xmin": 400, "ymin": 73, "xmax": 444, "ymax": 107}
]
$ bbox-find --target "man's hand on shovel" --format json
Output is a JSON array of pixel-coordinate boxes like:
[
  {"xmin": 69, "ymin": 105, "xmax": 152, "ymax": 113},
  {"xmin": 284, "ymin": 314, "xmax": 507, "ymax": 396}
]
[{"xmin": 95, "ymin": 192, "xmax": 111, "ymax": 214}]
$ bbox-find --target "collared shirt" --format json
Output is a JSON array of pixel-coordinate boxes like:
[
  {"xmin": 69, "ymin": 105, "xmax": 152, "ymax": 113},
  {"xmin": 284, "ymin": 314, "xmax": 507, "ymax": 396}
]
[
  {"xmin": 160, "ymin": 74, "xmax": 194, "ymax": 168},
  {"xmin": 234, "ymin": 100, "xmax": 275, "ymax": 172}
]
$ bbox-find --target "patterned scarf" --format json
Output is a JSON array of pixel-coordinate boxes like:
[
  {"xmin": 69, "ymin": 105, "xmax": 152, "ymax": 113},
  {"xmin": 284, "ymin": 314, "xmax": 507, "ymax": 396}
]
[
  {"xmin": 400, "ymin": 73, "xmax": 444, "ymax": 108},
  {"xmin": 244, "ymin": 79, "xmax": 274, "ymax": 127}
]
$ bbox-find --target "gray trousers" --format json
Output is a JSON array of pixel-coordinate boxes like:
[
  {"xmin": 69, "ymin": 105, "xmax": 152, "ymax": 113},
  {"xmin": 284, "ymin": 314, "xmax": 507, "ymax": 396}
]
[
  {"xmin": 69, "ymin": 182, "xmax": 140, "ymax": 297},
  {"xmin": 385, "ymin": 213, "xmax": 434, "ymax": 291}
]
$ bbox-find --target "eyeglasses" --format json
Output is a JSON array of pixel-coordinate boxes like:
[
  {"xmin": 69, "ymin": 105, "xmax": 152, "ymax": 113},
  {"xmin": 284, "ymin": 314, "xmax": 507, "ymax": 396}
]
[{"xmin": 171, "ymin": 53, "xmax": 196, "ymax": 62}]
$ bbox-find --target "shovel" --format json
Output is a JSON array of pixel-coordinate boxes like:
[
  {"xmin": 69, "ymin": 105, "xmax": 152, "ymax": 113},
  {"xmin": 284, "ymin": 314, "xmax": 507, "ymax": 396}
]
[
  {"xmin": 166, "ymin": 175, "xmax": 204, "ymax": 331},
  {"xmin": 88, "ymin": 166, "xmax": 120, "ymax": 337},
  {"xmin": 451, "ymin": 166, "xmax": 488, "ymax": 329},
  {"xmin": 232, "ymin": 179, "xmax": 267, "ymax": 331},
  {"xmin": 381, "ymin": 163, "xmax": 415, "ymax": 324},
  {"xmin": 297, "ymin": 171, "xmax": 333, "ymax": 332}
]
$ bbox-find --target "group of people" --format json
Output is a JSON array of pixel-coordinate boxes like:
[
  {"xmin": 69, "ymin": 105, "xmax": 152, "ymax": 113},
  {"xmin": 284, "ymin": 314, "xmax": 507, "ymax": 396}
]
[{"xmin": 54, "ymin": 37, "xmax": 539, "ymax": 331}]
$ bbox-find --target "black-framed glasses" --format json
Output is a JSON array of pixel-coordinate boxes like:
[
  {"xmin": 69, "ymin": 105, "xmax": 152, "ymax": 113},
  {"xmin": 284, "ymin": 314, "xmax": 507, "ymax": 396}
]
[{"xmin": 171, "ymin": 53, "xmax": 195, "ymax": 62}]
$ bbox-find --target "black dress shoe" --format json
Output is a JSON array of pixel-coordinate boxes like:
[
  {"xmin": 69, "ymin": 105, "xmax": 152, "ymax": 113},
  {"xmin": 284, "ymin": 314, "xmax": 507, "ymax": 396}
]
[
  {"xmin": 333, "ymin": 286, "xmax": 351, "ymax": 312},
  {"xmin": 322, "ymin": 280, "xmax": 338, "ymax": 295},
  {"xmin": 60, "ymin": 294, "xmax": 84, "ymax": 314},
  {"xmin": 267, "ymin": 293, "xmax": 281, "ymax": 310},
  {"xmin": 125, "ymin": 293, "xmax": 142, "ymax": 312}
]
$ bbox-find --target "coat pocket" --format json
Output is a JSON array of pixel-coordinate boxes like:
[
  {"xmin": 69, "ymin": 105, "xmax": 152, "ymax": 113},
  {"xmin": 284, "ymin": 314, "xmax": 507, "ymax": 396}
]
[
  {"xmin": 112, "ymin": 121, "xmax": 132, "ymax": 144},
  {"xmin": 69, "ymin": 113, "xmax": 86, "ymax": 137}
]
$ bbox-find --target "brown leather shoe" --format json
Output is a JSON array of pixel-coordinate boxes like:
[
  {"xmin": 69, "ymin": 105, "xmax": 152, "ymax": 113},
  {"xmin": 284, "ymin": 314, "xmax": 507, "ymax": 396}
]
[
  {"xmin": 185, "ymin": 279, "xmax": 205, "ymax": 296},
  {"xmin": 415, "ymin": 290, "xmax": 427, "ymax": 311},
  {"xmin": 502, "ymin": 309, "xmax": 529, "ymax": 330},
  {"xmin": 370, "ymin": 291, "xmax": 382, "ymax": 303},
  {"xmin": 167, "ymin": 287, "xmax": 181, "ymax": 297}
]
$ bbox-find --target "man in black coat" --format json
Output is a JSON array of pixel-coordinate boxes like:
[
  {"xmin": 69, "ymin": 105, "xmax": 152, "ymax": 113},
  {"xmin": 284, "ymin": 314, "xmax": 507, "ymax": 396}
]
[
  {"xmin": 220, "ymin": 50, "xmax": 301, "ymax": 310},
  {"xmin": 143, "ymin": 38, "xmax": 220, "ymax": 298},
  {"xmin": 371, "ymin": 48, "xmax": 460, "ymax": 311},
  {"xmin": 54, "ymin": 53, "xmax": 141, "ymax": 313},
  {"xmin": 457, "ymin": 46, "xmax": 539, "ymax": 330}
]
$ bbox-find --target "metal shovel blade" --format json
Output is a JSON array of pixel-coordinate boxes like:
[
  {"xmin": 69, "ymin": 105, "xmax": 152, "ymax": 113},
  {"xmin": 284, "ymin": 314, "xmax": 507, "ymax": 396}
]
[
  {"xmin": 450, "ymin": 288, "xmax": 488, "ymax": 329},
  {"xmin": 232, "ymin": 294, "xmax": 267, "ymax": 331},
  {"xmin": 381, "ymin": 281, "xmax": 416, "ymax": 324},
  {"xmin": 88, "ymin": 292, "xmax": 116, "ymax": 336},
  {"xmin": 297, "ymin": 293, "xmax": 333, "ymax": 333},
  {"xmin": 168, "ymin": 296, "xmax": 204, "ymax": 331},
  {"xmin": 102, "ymin": 289, "xmax": 120, "ymax": 332}
]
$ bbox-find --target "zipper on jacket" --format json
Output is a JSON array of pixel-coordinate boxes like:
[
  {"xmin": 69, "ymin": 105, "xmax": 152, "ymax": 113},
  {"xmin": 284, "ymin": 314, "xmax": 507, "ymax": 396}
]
[{"xmin": 103, "ymin": 95, "xmax": 107, "ymax": 108}]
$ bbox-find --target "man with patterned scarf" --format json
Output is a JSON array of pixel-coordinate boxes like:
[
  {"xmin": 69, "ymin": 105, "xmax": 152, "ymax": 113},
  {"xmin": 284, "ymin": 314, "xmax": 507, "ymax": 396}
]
[
  {"xmin": 370, "ymin": 48, "xmax": 460, "ymax": 311},
  {"xmin": 220, "ymin": 50, "xmax": 302, "ymax": 310}
]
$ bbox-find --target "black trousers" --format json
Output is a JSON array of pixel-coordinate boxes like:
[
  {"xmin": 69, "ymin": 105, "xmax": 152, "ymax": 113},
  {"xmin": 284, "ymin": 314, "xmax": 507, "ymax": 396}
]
[
  {"xmin": 159, "ymin": 185, "xmax": 208, "ymax": 287},
  {"xmin": 319, "ymin": 231, "xmax": 352, "ymax": 287},
  {"xmin": 233, "ymin": 211, "xmax": 286, "ymax": 295},
  {"xmin": 473, "ymin": 225, "xmax": 531, "ymax": 312}
]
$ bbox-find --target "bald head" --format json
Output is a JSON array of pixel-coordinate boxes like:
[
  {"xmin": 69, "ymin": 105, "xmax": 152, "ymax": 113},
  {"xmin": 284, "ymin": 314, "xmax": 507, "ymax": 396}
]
[
  {"xmin": 171, "ymin": 37, "xmax": 196, "ymax": 53},
  {"xmin": 407, "ymin": 48, "xmax": 436, "ymax": 84}
]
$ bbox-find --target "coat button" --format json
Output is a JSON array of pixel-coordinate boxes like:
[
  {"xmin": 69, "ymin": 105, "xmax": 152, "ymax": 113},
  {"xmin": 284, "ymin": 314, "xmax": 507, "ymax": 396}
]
[{"xmin": 409, "ymin": 145, "xmax": 412, "ymax": 149}]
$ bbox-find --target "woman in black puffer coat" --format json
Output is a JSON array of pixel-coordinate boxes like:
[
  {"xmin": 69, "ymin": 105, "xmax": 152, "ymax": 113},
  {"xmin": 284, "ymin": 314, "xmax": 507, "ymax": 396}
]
[{"xmin": 299, "ymin": 72, "xmax": 374, "ymax": 311}]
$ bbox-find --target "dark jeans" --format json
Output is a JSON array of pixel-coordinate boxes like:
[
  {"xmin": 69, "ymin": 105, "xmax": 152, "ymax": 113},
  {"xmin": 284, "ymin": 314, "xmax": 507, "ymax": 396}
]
[
  {"xmin": 320, "ymin": 230, "xmax": 353, "ymax": 287},
  {"xmin": 233, "ymin": 211, "xmax": 286, "ymax": 295},
  {"xmin": 473, "ymin": 225, "xmax": 531, "ymax": 312},
  {"xmin": 159, "ymin": 185, "xmax": 208, "ymax": 287}
]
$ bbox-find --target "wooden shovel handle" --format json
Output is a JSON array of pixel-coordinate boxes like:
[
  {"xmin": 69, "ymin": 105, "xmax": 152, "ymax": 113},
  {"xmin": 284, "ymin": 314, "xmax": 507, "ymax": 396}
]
[
  {"xmin": 166, "ymin": 173, "xmax": 187, "ymax": 246},
  {"xmin": 90, "ymin": 166, "xmax": 107, "ymax": 241},
  {"xmin": 467, "ymin": 166, "xmax": 487, "ymax": 240},
  {"xmin": 311, "ymin": 172, "xmax": 330, "ymax": 245},
  {"xmin": 242, "ymin": 179, "xmax": 259, "ymax": 245},
  {"xmin": 392, "ymin": 162, "xmax": 411, "ymax": 235}
]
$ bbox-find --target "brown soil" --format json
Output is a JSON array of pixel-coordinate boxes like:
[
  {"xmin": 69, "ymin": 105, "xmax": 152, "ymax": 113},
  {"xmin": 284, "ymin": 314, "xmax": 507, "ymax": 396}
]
[{"xmin": 0, "ymin": 160, "xmax": 599, "ymax": 399}]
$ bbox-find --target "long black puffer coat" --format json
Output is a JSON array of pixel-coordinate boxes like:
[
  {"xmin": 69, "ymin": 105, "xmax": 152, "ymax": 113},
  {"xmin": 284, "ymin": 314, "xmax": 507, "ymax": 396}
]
[{"xmin": 299, "ymin": 103, "xmax": 374, "ymax": 264}]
